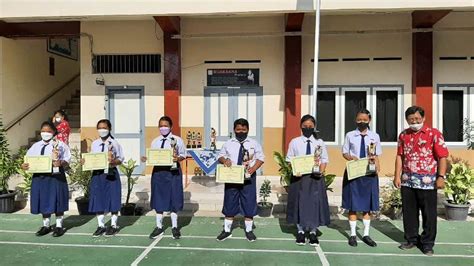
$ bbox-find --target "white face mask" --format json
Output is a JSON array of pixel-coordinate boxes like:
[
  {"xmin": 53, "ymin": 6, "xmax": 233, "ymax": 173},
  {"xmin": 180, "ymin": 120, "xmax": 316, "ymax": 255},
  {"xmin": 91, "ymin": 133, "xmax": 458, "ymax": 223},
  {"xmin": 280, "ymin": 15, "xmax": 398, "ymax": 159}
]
[
  {"xmin": 409, "ymin": 123, "xmax": 423, "ymax": 131},
  {"xmin": 97, "ymin": 129, "xmax": 110, "ymax": 138},
  {"xmin": 55, "ymin": 117, "xmax": 62, "ymax": 123},
  {"xmin": 41, "ymin": 132, "xmax": 54, "ymax": 142}
]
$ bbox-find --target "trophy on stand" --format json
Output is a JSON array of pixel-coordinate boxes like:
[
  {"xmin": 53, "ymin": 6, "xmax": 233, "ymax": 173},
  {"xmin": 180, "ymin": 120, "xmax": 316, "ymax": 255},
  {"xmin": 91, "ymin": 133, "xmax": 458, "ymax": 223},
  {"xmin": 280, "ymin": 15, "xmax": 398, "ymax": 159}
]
[
  {"xmin": 312, "ymin": 145, "xmax": 322, "ymax": 175},
  {"xmin": 186, "ymin": 131, "xmax": 192, "ymax": 149},
  {"xmin": 242, "ymin": 149, "xmax": 252, "ymax": 180},
  {"xmin": 210, "ymin": 128, "xmax": 217, "ymax": 151},
  {"xmin": 52, "ymin": 139, "xmax": 60, "ymax": 174},
  {"xmin": 367, "ymin": 142, "xmax": 377, "ymax": 173},
  {"xmin": 170, "ymin": 137, "xmax": 179, "ymax": 170},
  {"xmin": 197, "ymin": 132, "xmax": 202, "ymax": 149},
  {"xmin": 191, "ymin": 131, "xmax": 197, "ymax": 149},
  {"xmin": 104, "ymin": 141, "xmax": 114, "ymax": 175}
]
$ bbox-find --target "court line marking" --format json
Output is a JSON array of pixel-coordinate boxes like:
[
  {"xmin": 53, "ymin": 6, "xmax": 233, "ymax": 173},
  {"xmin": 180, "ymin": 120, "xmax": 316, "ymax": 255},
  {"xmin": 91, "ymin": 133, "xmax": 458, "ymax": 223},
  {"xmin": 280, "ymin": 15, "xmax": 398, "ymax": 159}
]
[
  {"xmin": 315, "ymin": 245, "xmax": 330, "ymax": 266},
  {"xmin": 131, "ymin": 235, "xmax": 163, "ymax": 266},
  {"xmin": 1, "ymin": 230, "xmax": 473, "ymax": 246}
]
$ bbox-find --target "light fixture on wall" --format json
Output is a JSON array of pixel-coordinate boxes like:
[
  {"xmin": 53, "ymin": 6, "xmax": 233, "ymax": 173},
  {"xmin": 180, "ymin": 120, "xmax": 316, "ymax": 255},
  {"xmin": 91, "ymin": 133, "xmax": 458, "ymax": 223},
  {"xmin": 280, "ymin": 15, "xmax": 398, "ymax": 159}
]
[{"xmin": 95, "ymin": 76, "xmax": 105, "ymax": 85}]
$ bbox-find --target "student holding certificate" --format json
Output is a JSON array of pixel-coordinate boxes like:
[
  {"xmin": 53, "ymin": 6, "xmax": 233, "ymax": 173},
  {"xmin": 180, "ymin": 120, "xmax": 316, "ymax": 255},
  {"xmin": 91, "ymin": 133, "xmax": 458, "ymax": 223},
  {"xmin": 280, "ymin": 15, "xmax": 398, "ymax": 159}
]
[
  {"xmin": 85, "ymin": 119, "xmax": 124, "ymax": 237},
  {"xmin": 286, "ymin": 114, "xmax": 330, "ymax": 246},
  {"xmin": 21, "ymin": 121, "xmax": 71, "ymax": 237},
  {"xmin": 342, "ymin": 109, "xmax": 382, "ymax": 247},
  {"xmin": 216, "ymin": 118, "xmax": 264, "ymax": 242},
  {"xmin": 141, "ymin": 116, "xmax": 186, "ymax": 240}
]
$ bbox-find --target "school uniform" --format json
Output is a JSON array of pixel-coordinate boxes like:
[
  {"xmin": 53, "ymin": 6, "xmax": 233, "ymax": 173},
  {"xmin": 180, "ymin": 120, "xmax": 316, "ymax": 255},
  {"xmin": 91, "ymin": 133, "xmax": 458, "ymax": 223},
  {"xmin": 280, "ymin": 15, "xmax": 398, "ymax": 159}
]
[
  {"xmin": 219, "ymin": 137, "xmax": 265, "ymax": 217},
  {"xmin": 342, "ymin": 129, "xmax": 382, "ymax": 212},
  {"xmin": 28, "ymin": 140, "xmax": 71, "ymax": 215},
  {"xmin": 286, "ymin": 135, "xmax": 330, "ymax": 229},
  {"xmin": 150, "ymin": 134, "xmax": 186, "ymax": 213},
  {"xmin": 88, "ymin": 137, "xmax": 124, "ymax": 213}
]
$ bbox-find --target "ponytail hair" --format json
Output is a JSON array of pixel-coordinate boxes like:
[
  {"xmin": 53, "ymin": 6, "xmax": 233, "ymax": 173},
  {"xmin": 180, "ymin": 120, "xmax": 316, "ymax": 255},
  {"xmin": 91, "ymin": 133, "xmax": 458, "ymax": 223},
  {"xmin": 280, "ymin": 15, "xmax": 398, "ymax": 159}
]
[{"xmin": 96, "ymin": 119, "xmax": 114, "ymax": 139}]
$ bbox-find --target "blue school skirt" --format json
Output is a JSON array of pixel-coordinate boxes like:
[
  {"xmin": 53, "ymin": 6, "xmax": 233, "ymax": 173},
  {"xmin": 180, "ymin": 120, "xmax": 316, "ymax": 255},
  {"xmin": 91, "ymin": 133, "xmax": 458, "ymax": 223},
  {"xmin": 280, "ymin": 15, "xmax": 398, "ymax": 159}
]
[
  {"xmin": 150, "ymin": 166, "xmax": 184, "ymax": 212},
  {"xmin": 222, "ymin": 173, "xmax": 257, "ymax": 217},
  {"xmin": 88, "ymin": 168, "xmax": 122, "ymax": 213},
  {"xmin": 342, "ymin": 171, "xmax": 379, "ymax": 212},
  {"xmin": 30, "ymin": 173, "xmax": 69, "ymax": 215}
]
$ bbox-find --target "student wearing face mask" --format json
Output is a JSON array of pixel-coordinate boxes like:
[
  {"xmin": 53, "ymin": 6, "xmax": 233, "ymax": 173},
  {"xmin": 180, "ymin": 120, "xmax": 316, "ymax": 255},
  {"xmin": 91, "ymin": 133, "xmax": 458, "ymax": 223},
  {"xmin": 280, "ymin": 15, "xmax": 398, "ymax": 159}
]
[
  {"xmin": 85, "ymin": 119, "xmax": 124, "ymax": 237},
  {"xmin": 216, "ymin": 118, "xmax": 265, "ymax": 242},
  {"xmin": 394, "ymin": 106, "xmax": 448, "ymax": 256},
  {"xmin": 286, "ymin": 114, "xmax": 330, "ymax": 246},
  {"xmin": 21, "ymin": 121, "xmax": 71, "ymax": 237},
  {"xmin": 141, "ymin": 116, "xmax": 186, "ymax": 240},
  {"xmin": 342, "ymin": 109, "xmax": 382, "ymax": 247},
  {"xmin": 52, "ymin": 110, "xmax": 70, "ymax": 145}
]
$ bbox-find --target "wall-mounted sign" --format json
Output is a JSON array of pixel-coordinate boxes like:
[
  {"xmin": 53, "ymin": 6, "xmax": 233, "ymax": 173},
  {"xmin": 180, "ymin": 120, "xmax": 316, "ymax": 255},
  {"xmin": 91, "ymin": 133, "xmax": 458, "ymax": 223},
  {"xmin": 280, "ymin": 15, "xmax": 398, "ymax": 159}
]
[
  {"xmin": 207, "ymin": 69, "xmax": 259, "ymax": 86},
  {"xmin": 47, "ymin": 38, "xmax": 79, "ymax": 61}
]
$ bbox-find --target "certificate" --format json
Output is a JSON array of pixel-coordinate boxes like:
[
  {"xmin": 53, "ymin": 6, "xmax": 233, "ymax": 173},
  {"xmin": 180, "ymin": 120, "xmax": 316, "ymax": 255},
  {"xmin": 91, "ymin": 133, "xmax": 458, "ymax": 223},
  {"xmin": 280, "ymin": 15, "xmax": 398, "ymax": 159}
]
[
  {"xmin": 216, "ymin": 165, "xmax": 244, "ymax": 184},
  {"xmin": 290, "ymin": 155, "xmax": 314, "ymax": 176},
  {"xmin": 146, "ymin": 149, "xmax": 173, "ymax": 166},
  {"xmin": 346, "ymin": 158, "xmax": 370, "ymax": 180},
  {"xmin": 24, "ymin": 156, "xmax": 52, "ymax": 174},
  {"xmin": 82, "ymin": 152, "xmax": 108, "ymax": 171}
]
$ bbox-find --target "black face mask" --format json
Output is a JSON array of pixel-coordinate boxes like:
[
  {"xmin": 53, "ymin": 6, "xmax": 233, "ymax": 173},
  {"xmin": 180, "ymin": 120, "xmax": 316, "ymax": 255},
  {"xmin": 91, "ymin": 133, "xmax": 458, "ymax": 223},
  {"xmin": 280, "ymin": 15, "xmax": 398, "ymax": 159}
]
[
  {"xmin": 356, "ymin": 122, "xmax": 369, "ymax": 131},
  {"xmin": 235, "ymin": 132, "xmax": 248, "ymax": 142},
  {"xmin": 302, "ymin": 128, "xmax": 314, "ymax": 138}
]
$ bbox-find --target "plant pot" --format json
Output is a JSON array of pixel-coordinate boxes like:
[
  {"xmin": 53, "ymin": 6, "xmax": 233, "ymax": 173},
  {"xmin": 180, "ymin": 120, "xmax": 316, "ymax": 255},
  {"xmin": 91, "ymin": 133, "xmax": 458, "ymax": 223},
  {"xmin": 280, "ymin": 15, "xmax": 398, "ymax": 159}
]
[
  {"xmin": 257, "ymin": 202, "xmax": 273, "ymax": 217},
  {"xmin": 444, "ymin": 201, "xmax": 470, "ymax": 221},
  {"xmin": 14, "ymin": 193, "xmax": 28, "ymax": 210},
  {"xmin": 0, "ymin": 190, "xmax": 18, "ymax": 213},
  {"xmin": 75, "ymin": 196, "xmax": 94, "ymax": 215},
  {"xmin": 121, "ymin": 203, "xmax": 136, "ymax": 216},
  {"xmin": 384, "ymin": 207, "xmax": 403, "ymax": 220}
]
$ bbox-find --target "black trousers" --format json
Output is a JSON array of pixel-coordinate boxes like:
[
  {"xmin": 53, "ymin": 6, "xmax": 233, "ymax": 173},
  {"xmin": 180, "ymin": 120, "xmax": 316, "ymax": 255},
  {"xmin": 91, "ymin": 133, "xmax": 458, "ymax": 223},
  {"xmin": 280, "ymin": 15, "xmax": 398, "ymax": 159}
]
[{"xmin": 401, "ymin": 186, "xmax": 438, "ymax": 249}]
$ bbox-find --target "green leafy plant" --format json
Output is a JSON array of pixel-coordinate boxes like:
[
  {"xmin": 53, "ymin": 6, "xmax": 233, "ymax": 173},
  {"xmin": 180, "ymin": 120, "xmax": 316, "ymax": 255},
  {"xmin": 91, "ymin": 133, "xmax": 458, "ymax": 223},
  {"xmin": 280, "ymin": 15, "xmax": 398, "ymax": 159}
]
[
  {"xmin": 380, "ymin": 184, "xmax": 402, "ymax": 215},
  {"xmin": 118, "ymin": 159, "xmax": 139, "ymax": 205},
  {"xmin": 67, "ymin": 147, "xmax": 92, "ymax": 198},
  {"xmin": 324, "ymin": 174, "xmax": 336, "ymax": 192},
  {"xmin": 273, "ymin": 151, "xmax": 292, "ymax": 187},
  {"xmin": 0, "ymin": 115, "xmax": 16, "ymax": 194},
  {"xmin": 258, "ymin": 179, "xmax": 272, "ymax": 207},
  {"xmin": 444, "ymin": 161, "xmax": 474, "ymax": 205},
  {"xmin": 463, "ymin": 118, "xmax": 474, "ymax": 150},
  {"xmin": 14, "ymin": 148, "xmax": 32, "ymax": 194}
]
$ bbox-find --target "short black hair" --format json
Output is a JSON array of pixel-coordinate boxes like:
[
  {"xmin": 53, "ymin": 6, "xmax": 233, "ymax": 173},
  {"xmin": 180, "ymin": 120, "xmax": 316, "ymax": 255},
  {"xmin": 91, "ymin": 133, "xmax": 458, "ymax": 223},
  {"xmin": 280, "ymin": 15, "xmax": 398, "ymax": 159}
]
[
  {"xmin": 234, "ymin": 118, "xmax": 249, "ymax": 129},
  {"xmin": 41, "ymin": 121, "xmax": 57, "ymax": 135},
  {"xmin": 405, "ymin": 106, "xmax": 425, "ymax": 119},
  {"xmin": 356, "ymin": 109, "xmax": 372, "ymax": 119},
  {"xmin": 96, "ymin": 119, "xmax": 112, "ymax": 130},
  {"xmin": 159, "ymin": 116, "xmax": 173, "ymax": 127},
  {"xmin": 300, "ymin": 114, "xmax": 316, "ymax": 126},
  {"xmin": 53, "ymin": 109, "xmax": 68, "ymax": 121}
]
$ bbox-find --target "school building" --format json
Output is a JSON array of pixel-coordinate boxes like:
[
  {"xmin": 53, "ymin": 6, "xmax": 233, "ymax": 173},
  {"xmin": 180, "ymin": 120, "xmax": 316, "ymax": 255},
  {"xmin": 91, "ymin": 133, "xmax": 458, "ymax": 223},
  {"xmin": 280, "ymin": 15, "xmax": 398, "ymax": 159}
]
[{"xmin": 1, "ymin": 0, "xmax": 473, "ymax": 177}]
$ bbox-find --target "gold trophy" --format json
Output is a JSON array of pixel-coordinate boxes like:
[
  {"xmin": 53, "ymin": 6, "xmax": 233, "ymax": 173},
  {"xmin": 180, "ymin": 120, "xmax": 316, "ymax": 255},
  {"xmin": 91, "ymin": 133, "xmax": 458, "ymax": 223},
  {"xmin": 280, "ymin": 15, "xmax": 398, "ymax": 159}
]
[
  {"xmin": 170, "ymin": 137, "xmax": 179, "ymax": 170},
  {"xmin": 52, "ymin": 139, "xmax": 60, "ymax": 174},
  {"xmin": 312, "ymin": 145, "xmax": 322, "ymax": 175},
  {"xmin": 242, "ymin": 149, "xmax": 252, "ymax": 180},
  {"xmin": 368, "ymin": 142, "xmax": 377, "ymax": 173},
  {"xmin": 197, "ymin": 132, "xmax": 202, "ymax": 149},
  {"xmin": 210, "ymin": 128, "xmax": 217, "ymax": 151},
  {"xmin": 104, "ymin": 141, "xmax": 114, "ymax": 175},
  {"xmin": 191, "ymin": 131, "xmax": 197, "ymax": 149},
  {"xmin": 186, "ymin": 131, "xmax": 192, "ymax": 149}
]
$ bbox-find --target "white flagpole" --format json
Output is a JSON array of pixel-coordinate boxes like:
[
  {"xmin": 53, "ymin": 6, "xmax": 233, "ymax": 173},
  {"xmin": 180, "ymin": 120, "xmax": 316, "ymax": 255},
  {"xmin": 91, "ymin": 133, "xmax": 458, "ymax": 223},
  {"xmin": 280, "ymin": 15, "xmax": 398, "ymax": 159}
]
[{"xmin": 311, "ymin": 0, "xmax": 321, "ymax": 118}]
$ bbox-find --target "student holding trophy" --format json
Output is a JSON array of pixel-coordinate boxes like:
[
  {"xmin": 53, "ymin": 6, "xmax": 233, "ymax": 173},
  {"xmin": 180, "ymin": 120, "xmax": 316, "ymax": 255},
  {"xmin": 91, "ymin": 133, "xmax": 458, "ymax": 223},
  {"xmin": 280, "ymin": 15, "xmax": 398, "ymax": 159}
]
[
  {"xmin": 286, "ymin": 114, "xmax": 330, "ymax": 246},
  {"xmin": 21, "ymin": 121, "xmax": 71, "ymax": 237},
  {"xmin": 342, "ymin": 109, "xmax": 382, "ymax": 247}
]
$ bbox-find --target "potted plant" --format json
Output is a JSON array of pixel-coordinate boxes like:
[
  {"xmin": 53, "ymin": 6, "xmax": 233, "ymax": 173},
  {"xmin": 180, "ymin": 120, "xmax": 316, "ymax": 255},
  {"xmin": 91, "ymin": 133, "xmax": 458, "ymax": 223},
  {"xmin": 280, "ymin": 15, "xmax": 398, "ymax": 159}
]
[
  {"xmin": 14, "ymin": 148, "xmax": 32, "ymax": 210},
  {"xmin": 0, "ymin": 115, "xmax": 18, "ymax": 213},
  {"xmin": 443, "ymin": 158, "xmax": 473, "ymax": 221},
  {"xmin": 257, "ymin": 179, "xmax": 273, "ymax": 217},
  {"xmin": 67, "ymin": 147, "xmax": 93, "ymax": 215},
  {"xmin": 273, "ymin": 151, "xmax": 292, "ymax": 192},
  {"xmin": 119, "ymin": 159, "xmax": 139, "ymax": 216},
  {"xmin": 463, "ymin": 118, "xmax": 474, "ymax": 150},
  {"xmin": 380, "ymin": 184, "xmax": 403, "ymax": 219}
]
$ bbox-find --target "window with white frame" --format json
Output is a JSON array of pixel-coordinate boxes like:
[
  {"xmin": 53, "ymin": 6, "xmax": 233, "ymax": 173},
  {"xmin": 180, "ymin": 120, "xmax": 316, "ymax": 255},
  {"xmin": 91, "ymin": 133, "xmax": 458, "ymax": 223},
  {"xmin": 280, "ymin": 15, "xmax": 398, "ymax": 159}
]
[{"xmin": 437, "ymin": 85, "xmax": 471, "ymax": 143}]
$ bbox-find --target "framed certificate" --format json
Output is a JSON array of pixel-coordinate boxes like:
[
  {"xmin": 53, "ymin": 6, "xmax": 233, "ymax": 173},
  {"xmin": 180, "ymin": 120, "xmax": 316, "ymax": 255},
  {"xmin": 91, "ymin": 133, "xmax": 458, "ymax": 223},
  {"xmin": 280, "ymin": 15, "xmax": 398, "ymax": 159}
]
[
  {"xmin": 290, "ymin": 155, "xmax": 314, "ymax": 176},
  {"xmin": 146, "ymin": 149, "xmax": 173, "ymax": 166},
  {"xmin": 24, "ymin": 156, "xmax": 52, "ymax": 174},
  {"xmin": 82, "ymin": 152, "xmax": 108, "ymax": 171},
  {"xmin": 346, "ymin": 158, "xmax": 370, "ymax": 180},
  {"xmin": 216, "ymin": 165, "xmax": 245, "ymax": 184}
]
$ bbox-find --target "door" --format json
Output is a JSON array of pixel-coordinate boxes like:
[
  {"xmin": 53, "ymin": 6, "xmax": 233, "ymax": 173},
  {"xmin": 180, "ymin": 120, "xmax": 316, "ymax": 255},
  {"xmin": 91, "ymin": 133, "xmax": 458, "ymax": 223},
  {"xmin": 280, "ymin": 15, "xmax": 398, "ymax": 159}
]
[{"xmin": 107, "ymin": 87, "xmax": 145, "ymax": 175}]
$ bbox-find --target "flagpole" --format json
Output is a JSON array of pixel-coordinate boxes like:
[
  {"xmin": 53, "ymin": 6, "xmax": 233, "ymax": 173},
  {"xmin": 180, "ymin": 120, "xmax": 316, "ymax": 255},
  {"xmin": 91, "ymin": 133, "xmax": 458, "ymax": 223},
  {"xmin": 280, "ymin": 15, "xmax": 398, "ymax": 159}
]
[{"xmin": 311, "ymin": 0, "xmax": 321, "ymax": 118}]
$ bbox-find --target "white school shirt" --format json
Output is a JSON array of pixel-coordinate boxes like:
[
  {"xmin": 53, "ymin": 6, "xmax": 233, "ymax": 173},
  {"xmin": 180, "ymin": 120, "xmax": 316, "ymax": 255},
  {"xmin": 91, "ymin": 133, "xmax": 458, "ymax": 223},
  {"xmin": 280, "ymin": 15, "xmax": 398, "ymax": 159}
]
[
  {"xmin": 218, "ymin": 137, "xmax": 265, "ymax": 165},
  {"xmin": 27, "ymin": 139, "xmax": 71, "ymax": 163},
  {"xmin": 150, "ymin": 133, "xmax": 186, "ymax": 158},
  {"xmin": 286, "ymin": 135, "xmax": 329, "ymax": 164},
  {"xmin": 90, "ymin": 137, "xmax": 125, "ymax": 163},
  {"xmin": 342, "ymin": 129, "xmax": 382, "ymax": 158}
]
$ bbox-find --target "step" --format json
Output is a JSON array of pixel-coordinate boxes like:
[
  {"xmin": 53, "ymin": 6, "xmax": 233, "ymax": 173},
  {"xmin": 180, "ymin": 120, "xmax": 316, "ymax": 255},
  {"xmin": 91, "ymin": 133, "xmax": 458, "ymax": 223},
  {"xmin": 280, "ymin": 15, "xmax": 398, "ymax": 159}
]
[
  {"xmin": 68, "ymin": 98, "xmax": 80, "ymax": 104},
  {"xmin": 64, "ymin": 103, "xmax": 80, "ymax": 109},
  {"xmin": 68, "ymin": 115, "xmax": 80, "ymax": 121},
  {"xmin": 69, "ymin": 121, "xmax": 80, "ymax": 128},
  {"xmin": 62, "ymin": 109, "xmax": 80, "ymax": 115}
]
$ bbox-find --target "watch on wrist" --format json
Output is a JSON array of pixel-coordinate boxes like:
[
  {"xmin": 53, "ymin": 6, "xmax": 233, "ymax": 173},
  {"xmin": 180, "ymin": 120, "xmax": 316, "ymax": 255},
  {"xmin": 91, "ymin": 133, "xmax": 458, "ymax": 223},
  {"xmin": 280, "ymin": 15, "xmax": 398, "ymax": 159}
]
[{"xmin": 437, "ymin": 174, "xmax": 446, "ymax": 180}]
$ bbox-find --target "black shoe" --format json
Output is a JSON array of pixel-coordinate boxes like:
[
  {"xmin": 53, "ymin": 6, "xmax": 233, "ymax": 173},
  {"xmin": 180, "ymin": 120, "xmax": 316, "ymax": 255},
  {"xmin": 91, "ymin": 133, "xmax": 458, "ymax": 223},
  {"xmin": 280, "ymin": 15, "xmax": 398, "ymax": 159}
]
[
  {"xmin": 362, "ymin": 236, "xmax": 377, "ymax": 247},
  {"xmin": 105, "ymin": 226, "xmax": 120, "ymax": 237},
  {"xmin": 52, "ymin": 227, "xmax": 66, "ymax": 237},
  {"xmin": 149, "ymin": 227, "xmax": 164, "ymax": 239},
  {"xmin": 172, "ymin": 227, "xmax": 181, "ymax": 240},
  {"xmin": 296, "ymin": 232, "xmax": 306, "ymax": 246},
  {"xmin": 216, "ymin": 231, "xmax": 232, "ymax": 241},
  {"xmin": 36, "ymin": 226, "xmax": 52, "ymax": 236},
  {"xmin": 309, "ymin": 233, "xmax": 319, "ymax": 246},
  {"xmin": 92, "ymin": 226, "xmax": 106, "ymax": 237},
  {"xmin": 348, "ymin": 236, "xmax": 358, "ymax": 247},
  {"xmin": 423, "ymin": 248, "xmax": 434, "ymax": 256},
  {"xmin": 399, "ymin": 242, "xmax": 416, "ymax": 250},
  {"xmin": 245, "ymin": 231, "xmax": 257, "ymax": 242}
]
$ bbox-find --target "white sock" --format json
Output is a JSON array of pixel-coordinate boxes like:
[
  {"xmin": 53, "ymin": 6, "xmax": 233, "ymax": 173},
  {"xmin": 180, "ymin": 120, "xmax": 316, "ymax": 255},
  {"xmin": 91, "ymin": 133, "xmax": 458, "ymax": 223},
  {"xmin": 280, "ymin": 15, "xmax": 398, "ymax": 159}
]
[
  {"xmin": 56, "ymin": 216, "xmax": 63, "ymax": 228},
  {"xmin": 296, "ymin": 224, "xmax": 305, "ymax": 233},
  {"xmin": 224, "ymin": 219, "xmax": 233, "ymax": 233},
  {"xmin": 97, "ymin": 214, "xmax": 105, "ymax": 228},
  {"xmin": 245, "ymin": 220, "xmax": 253, "ymax": 233},
  {"xmin": 310, "ymin": 227, "xmax": 317, "ymax": 235},
  {"xmin": 171, "ymin": 212, "xmax": 178, "ymax": 229},
  {"xmin": 111, "ymin": 214, "xmax": 118, "ymax": 228},
  {"xmin": 43, "ymin": 217, "xmax": 50, "ymax": 227},
  {"xmin": 363, "ymin": 219, "xmax": 371, "ymax": 237},
  {"xmin": 156, "ymin": 213, "xmax": 163, "ymax": 229},
  {"xmin": 349, "ymin": 220, "xmax": 357, "ymax": 236}
]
